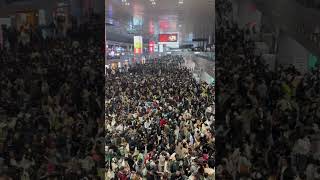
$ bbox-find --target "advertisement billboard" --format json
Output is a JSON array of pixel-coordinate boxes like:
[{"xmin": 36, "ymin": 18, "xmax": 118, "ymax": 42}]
[
  {"xmin": 134, "ymin": 36, "xmax": 143, "ymax": 54},
  {"xmin": 159, "ymin": 33, "xmax": 178, "ymax": 42}
]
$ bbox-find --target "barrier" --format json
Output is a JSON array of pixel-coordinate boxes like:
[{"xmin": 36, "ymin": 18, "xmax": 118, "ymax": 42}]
[{"xmin": 184, "ymin": 54, "xmax": 215, "ymax": 85}]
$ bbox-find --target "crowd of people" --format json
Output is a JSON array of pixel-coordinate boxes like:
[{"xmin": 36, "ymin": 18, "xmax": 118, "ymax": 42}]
[
  {"xmin": 216, "ymin": 0, "xmax": 320, "ymax": 179},
  {"xmin": 8, "ymin": 0, "xmax": 320, "ymax": 179},
  {"xmin": 0, "ymin": 16, "xmax": 105, "ymax": 179},
  {"xmin": 105, "ymin": 55, "xmax": 215, "ymax": 179}
]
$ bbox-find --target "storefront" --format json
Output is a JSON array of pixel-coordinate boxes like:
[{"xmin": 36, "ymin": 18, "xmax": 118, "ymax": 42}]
[
  {"xmin": 14, "ymin": 9, "xmax": 38, "ymax": 29},
  {"xmin": 2, "ymin": 9, "xmax": 49, "ymax": 30},
  {"xmin": 106, "ymin": 59, "xmax": 130, "ymax": 70},
  {"xmin": 0, "ymin": 0, "xmax": 58, "ymax": 30},
  {"xmin": 106, "ymin": 42, "xmax": 133, "ymax": 60}
]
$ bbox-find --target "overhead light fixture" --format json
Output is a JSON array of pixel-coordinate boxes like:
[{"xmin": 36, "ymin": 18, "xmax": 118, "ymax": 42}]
[{"xmin": 179, "ymin": 0, "xmax": 184, "ymax": 4}]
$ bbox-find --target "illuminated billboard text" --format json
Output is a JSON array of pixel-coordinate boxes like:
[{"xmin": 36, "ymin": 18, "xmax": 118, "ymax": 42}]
[{"xmin": 159, "ymin": 34, "xmax": 178, "ymax": 42}]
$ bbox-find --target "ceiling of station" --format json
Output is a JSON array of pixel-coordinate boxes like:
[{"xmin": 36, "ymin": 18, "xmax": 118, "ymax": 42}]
[{"xmin": 106, "ymin": 0, "xmax": 214, "ymax": 43}]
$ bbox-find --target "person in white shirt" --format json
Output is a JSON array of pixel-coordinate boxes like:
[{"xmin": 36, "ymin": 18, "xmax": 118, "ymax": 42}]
[{"xmin": 306, "ymin": 161, "xmax": 316, "ymax": 180}]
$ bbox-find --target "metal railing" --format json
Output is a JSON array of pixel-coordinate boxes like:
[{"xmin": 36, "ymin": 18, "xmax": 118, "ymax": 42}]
[{"xmin": 194, "ymin": 52, "xmax": 215, "ymax": 61}]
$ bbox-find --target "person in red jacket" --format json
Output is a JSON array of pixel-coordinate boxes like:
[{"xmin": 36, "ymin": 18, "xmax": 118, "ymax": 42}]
[
  {"xmin": 117, "ymin": 167, "xmax": 128, "ymax": 180},
  {"xmin": 160, "ymin": 118, "xmax": 167, "ymax": 128}
]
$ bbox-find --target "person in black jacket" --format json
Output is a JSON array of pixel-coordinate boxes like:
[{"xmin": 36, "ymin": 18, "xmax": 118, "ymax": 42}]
[{"xmin": 279, "ymin": 157, "xmax": 295, "ymax": 180}]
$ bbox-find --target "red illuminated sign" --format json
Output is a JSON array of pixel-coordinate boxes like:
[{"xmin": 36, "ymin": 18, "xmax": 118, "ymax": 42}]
[
  {"xmin": 159, "ymin": 34, "xmax": 178, "ymax": 42},
  {"xmin": 149, "ymin": 41, "xmax": 155, "ymax": 53}
]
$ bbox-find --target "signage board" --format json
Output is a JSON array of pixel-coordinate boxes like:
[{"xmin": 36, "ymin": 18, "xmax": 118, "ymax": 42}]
[
  {"xmin": 134, "ymin": 36, "xmax": 143, "ymax": 54},
  {"xmin": 159, "ymin": 33, "xmax": 178, "ymax": 42}
]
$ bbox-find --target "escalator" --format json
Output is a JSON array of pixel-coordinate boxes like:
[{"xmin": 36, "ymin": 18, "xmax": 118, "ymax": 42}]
[{"xmin": 243, "ymin": 0, "xmax": 320, "ymax": 57}]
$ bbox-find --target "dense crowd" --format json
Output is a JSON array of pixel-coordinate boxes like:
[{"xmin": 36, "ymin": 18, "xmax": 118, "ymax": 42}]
[
  {"xmin": 105, "ymin": 56, "xmax": 215, "ymax": 180},
  {"xmin": 216, "ymin": 0, "xmax": 320, "ymax": 179},
  {"xmin": 0, "ymin": 18, "xmax": 105, "ymax": 179}
]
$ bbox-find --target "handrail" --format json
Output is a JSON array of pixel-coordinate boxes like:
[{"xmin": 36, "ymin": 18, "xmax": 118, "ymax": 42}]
[{"xmin": 194, "ymin": 52, "xmax": 215, "ymax": 61}]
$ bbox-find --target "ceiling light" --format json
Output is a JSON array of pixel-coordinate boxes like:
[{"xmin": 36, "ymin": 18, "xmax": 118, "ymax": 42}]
[{"xmin": 179, "ymin": 0, "xmax": 184, "ymax": 4}]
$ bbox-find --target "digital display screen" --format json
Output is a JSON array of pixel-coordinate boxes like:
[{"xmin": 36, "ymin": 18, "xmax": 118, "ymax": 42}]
[{"xmin": 159, "ymin": 34, "xmax": 178, "ymax": 42}]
